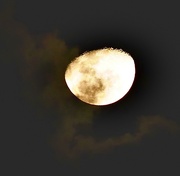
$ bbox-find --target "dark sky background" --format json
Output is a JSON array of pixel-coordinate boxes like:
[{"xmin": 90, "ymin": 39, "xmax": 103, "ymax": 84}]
[{"xmin": 1, "ymin": 0, "xmax": 180, "ymax": 176}]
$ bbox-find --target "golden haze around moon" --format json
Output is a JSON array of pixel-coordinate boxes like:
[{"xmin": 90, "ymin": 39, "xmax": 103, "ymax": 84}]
[{"xmin": 65, "ymin": 48, "xmax": 135, "ymax": 106}]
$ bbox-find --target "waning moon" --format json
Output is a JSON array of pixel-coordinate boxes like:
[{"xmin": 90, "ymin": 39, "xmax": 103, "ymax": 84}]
[{"xmin": 65, "ymin": 48, "xmax": 135, "ymax": 106}]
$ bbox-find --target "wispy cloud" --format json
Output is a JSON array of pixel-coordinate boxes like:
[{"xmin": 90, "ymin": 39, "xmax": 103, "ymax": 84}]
[{"xmin": 52, "ymin": 115, "xmax": 179, "ymax": 158}]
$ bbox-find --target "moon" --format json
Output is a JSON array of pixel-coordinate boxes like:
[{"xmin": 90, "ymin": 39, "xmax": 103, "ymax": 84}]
[{"xmin": 65, "ymin": 48, "xmax": 135, "ymax": 106}]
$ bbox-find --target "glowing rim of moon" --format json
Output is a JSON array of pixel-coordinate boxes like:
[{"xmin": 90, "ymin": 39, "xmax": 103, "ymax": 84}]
[{"xmin": 65, "ymin": 48, "xmax": 135, "ymax": 106}]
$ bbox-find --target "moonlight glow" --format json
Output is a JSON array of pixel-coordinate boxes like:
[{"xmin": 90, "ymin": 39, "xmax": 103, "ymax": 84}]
[{"xmin": 65, "ymin": 48, "xmax": 135, "ymax": 105}]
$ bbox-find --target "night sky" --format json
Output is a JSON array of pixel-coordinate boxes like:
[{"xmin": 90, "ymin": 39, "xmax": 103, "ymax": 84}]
[{"xmin": 1, "ymin": 0, "xmax": 180, "ymax": 175}]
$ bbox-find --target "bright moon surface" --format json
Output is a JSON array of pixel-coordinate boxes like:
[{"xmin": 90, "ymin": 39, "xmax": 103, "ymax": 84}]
[{"xmin": 65, "ymin": 48, "xmax": 135, "ymax": 105}]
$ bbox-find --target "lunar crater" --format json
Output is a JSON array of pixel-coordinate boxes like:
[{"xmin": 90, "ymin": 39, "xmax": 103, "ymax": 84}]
[{"xmin": 77, "ymin": 67, "xmax": 105, "ymax": 104}]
